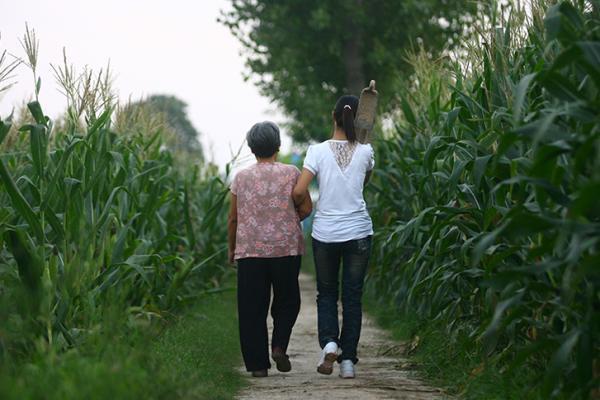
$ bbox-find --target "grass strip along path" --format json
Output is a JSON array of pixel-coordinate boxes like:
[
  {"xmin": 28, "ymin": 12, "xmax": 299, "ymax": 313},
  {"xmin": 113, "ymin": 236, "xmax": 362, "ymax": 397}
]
[
  {"xmin": 150, "ymin": 288, "xmax": 244, "ymax": 400},
  {"xmin": 365, "ymin": 297, "xmax": 539, "ymax": 399},
  {"xmin": 0, "ymin": 288, "xmax": 243, "ymax": 400}
]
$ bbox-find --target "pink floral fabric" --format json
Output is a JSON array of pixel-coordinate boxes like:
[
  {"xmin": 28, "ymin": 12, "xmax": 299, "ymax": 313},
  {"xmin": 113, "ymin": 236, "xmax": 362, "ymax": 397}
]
[{"xmin": 231, "ymin": 162, "xmax": 304, "ymax": 260}]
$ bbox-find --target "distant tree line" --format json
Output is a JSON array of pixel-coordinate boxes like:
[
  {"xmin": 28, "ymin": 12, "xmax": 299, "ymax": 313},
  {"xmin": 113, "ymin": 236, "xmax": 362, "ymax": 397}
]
[
  {"xmin": 127, "ymin": 95, "xmax": 204, "ymax": 160},
  {"xmin": 221, "ymin": 0, "xmax": 478, "ymax": 142}
]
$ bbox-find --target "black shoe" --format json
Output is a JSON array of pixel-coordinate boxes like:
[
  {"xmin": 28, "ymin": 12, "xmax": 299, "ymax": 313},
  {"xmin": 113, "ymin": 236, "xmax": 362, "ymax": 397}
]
[{"xmin": 272, "ymin": 349, "xmax": 292, "ymax": 372}]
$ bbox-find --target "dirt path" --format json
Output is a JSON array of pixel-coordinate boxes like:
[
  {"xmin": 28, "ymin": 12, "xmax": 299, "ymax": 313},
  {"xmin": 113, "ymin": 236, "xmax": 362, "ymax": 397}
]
[{"xmin": 236, "ymin": 273, "xmax": 447, "ymax": 400}]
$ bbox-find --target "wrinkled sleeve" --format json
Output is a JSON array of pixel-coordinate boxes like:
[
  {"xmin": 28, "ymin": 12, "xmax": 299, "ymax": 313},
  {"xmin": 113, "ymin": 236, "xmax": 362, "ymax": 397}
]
[
  {"xmin": 367, "ymin": 144, "xmax": 375, "ymax": 171},
  {"xmin": 303, "ymin": 145, "xmax": 318, "ymax": 175}
]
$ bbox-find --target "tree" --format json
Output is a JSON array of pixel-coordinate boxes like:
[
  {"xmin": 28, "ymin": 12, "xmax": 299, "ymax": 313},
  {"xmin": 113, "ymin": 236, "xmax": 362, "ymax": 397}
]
[
  {"xmin": 221, "ymin": 0, "xmax": 477, "ymax": 142},
  {"xmin": 127, "ymin": 95, "xmax": 204, "ymax": 160}
]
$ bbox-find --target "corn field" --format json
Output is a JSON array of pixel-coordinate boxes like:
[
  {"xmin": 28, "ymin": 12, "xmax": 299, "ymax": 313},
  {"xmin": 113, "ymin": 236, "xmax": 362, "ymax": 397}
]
[
  {"xmin": 1, "ymin": 1, "xmax": 599, "ymax": 399},
  {"xmin": 0, "ymin": 34, "xmax": 230, "ymax": 372},
  {"xmin": 367, "ymin": 2, "xmax": 599, "ymax": 397}
]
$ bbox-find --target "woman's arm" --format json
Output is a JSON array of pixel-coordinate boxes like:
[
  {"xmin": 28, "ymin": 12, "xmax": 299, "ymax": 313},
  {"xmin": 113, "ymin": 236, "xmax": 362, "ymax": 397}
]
[
  {"xmin": 296, "ymin": 190, "xmax": 313, "ymax": 221},
  {"xmin": 227, "ymin": 193, "xmax": 238, "ymax": 264},
  {"xmin": 292, "ymin": 169, "xmax": 314, "ymax": 205}
]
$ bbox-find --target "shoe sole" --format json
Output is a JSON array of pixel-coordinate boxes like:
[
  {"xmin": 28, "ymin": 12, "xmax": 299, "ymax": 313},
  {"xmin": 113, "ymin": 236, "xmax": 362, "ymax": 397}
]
[
  {"xmin": 272, "ymin": 353, "xmax": 292, "ymax": 372},
  {"xmin": 339, "ymin": 373, "xmax": 355, "ymax": 379},
  {"xmin": 317, "ymin": 352, "xmax": 338, "ymax": 375}
]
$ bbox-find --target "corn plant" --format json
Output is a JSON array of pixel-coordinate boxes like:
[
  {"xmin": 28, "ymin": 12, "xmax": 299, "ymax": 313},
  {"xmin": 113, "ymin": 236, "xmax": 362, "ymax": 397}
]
[
  {"xmin": 0, "ymin": 33, "xmax": 230, "ymax": 364},
  {"xmin": 367, "ymin": 1, "xmax": 599, "ymax": 397}
]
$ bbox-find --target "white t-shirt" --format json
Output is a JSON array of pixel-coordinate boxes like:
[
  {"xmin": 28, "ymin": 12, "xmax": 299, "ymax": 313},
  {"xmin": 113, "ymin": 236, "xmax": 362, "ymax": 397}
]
[{"xmin": 303, "ymin": 140, "xmax": 375, "ymax": 243}]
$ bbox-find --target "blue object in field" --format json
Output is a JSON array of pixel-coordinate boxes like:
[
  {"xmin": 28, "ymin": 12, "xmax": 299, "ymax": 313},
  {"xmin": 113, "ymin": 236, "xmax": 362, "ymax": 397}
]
[{"xmin": 291, "ymin": 152, "xmax": 302, "ymax": 166}]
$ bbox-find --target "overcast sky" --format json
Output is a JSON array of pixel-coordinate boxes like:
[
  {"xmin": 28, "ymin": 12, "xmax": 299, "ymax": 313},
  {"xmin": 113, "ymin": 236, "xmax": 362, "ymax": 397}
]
[{"xmin": 0, "ymin": 0, "xmax": 290, "ymax": 168}]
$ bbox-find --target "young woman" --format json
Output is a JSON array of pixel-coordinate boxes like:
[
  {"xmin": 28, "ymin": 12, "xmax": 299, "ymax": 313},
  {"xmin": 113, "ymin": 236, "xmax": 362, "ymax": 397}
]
[
  {"xmin": 292, "ymin": 95, "xmax": 374, "ymax": 379},
  {"xmin": 228, "ymin": 121, "xmax": 312, "ymax": 378}
]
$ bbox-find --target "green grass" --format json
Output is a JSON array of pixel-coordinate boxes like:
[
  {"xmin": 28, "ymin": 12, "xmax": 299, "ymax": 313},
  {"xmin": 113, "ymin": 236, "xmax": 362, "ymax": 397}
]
[
  {"xmin": 150, "ymin": 287, "xmax": 244, "ymax": 400},
  {"xmin": 364, "ymin": 294, "xmax": 544, "ymax": 400},
  {"xmin": 0, "ymin": 286, "xmax": 244, "ymax": 400}
]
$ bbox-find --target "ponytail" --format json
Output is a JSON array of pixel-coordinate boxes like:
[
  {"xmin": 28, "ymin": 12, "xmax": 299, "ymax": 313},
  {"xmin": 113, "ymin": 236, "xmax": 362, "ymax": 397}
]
[
  {"xmin": 342, "ymin": 105, "xmax": 357, "ymax": 143},
  {"xmin": 334, "ymin": 95, "xmax": 359, "ymax": 143}
]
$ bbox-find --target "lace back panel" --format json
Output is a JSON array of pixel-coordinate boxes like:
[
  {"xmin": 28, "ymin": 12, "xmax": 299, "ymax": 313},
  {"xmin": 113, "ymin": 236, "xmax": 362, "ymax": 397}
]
[{"xmin": 329, "ymin": 141, "xmax": 357, "ymax": 171}]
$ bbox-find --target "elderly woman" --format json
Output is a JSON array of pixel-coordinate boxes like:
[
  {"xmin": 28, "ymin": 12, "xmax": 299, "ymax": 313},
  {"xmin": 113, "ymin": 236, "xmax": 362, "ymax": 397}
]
[{"xmin": 228, "ymin": 121, "xmax": 312, "ymax": 378}]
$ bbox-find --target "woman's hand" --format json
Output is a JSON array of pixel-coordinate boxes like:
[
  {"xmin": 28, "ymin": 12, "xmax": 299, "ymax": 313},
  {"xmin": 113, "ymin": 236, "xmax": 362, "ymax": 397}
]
[
  {"xmin": 296, "ymin": 191, "xmax": 313, "ymax": 221},
  {"xmin": 228, "ymin": 248, "xmax": 236, "ymax": 265}
]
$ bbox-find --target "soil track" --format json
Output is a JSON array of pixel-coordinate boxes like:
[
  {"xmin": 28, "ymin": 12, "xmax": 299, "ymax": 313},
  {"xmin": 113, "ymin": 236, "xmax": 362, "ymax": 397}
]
[{"xmin": 236, "ymin": 273, "xmax": 447, "ymax": 400}]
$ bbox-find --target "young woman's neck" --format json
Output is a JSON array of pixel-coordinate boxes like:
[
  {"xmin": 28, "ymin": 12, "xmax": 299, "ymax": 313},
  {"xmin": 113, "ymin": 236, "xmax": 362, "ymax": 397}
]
[
  {"xmin": 332, "ymin": 126, "xmax": 347, "ymax": 141},
  {"xmin": 256, "ymin": 154, "xmax": 277, "ymax": 163}
]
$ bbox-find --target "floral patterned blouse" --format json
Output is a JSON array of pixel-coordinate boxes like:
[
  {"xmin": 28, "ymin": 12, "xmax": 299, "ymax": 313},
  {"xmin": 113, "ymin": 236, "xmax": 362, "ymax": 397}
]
[{"xmin": 230, "ymin": 162, "xmax": 304, "ymax": 260}]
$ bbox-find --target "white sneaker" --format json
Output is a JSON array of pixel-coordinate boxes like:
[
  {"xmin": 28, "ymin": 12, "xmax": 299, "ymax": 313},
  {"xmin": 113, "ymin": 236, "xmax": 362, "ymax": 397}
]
[
  {"xmin": 339, "ymin": 360, "xmax": 355, "ymax": 379},
  {"xmin": 317, "ymin": 342, "xmax": 338, "ymax": 375}
]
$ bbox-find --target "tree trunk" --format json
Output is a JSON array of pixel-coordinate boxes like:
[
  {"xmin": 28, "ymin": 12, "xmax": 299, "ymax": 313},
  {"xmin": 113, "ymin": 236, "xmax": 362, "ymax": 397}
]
[{"xmin": 343, "ymin": 0, "xmax": 365, "ymax": 95}]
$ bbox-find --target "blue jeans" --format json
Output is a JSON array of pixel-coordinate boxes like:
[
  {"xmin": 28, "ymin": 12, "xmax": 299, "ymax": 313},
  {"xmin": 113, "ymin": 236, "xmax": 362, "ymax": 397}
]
[{"xmin": 312, "ymin": 236, "xmax": 372, "ymax": 364}]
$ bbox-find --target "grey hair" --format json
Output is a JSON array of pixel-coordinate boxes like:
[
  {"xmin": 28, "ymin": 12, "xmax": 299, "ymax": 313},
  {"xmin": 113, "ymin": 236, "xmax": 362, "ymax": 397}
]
[{"xmin": 246, "ymin": 121, "xmax": 281, "ymax": 158}]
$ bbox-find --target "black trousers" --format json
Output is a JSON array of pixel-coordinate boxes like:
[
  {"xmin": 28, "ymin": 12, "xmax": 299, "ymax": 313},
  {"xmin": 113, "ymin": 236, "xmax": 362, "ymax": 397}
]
[{"xmin": 237, "ymin": 255, "xmax": 301, "ymax": 372}]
